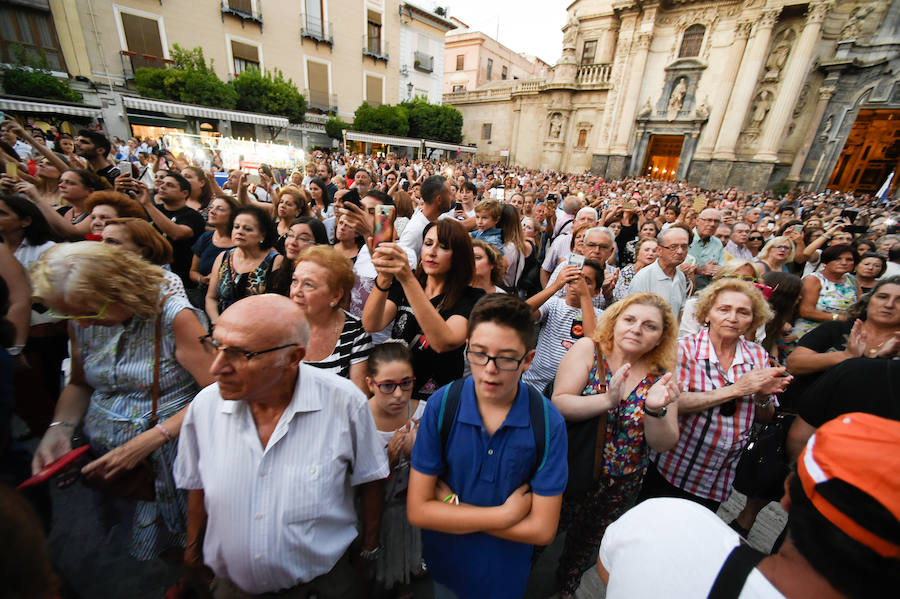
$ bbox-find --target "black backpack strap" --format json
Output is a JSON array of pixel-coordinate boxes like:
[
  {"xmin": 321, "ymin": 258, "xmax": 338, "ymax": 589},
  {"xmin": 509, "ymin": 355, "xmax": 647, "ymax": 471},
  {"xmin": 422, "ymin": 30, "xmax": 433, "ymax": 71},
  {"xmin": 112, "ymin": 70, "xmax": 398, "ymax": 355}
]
[
  {"xmin": 438, "ymin": 378, "xmax": 467, "ymax": 455},
  {"xmin": 526, "ymin": 385, "xmax": 549, "ymax": 477},
  {"xmin": 707, "ymin": 542, "xmax": 766, "ymax": 599}
]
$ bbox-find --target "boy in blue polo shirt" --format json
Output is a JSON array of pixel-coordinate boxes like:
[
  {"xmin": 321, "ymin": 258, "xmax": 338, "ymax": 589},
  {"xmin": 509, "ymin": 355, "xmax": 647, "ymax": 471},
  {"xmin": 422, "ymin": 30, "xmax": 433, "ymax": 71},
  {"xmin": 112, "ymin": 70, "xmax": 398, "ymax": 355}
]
[{"xmin": 408, "ymin": 294, "xmax": 568, "ymax": 599}]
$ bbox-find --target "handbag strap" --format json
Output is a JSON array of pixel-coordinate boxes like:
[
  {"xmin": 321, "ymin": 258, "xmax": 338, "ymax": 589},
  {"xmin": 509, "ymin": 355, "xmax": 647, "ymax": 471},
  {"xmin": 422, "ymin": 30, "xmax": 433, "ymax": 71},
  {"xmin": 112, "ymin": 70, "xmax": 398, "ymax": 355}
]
[
  {"xmin": 149, "ymin": 294, "xmax": 174, "ymax": 427},
  {"xmin": 707, "ymin": 542, "xmax": 766, "ymax": 599},
  {"xmin": 593, "ymin": 341, "xmax": 608, "ymax": 480}
]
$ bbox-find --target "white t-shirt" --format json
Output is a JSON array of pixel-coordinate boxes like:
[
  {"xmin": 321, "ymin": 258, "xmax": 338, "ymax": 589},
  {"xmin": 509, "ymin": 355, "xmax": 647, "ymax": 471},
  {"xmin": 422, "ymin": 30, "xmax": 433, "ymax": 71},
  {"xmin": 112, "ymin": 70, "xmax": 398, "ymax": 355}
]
[
  {"xmin": 439, "ymin": 207, "xmax": 475, "ymax": 221},
  {"xmin": 397, "ymin": 209, "xmax": 430, "ymax": 260},
  {"xmin": 542, "ymin": 233, "xmax": 572, "ymax": 273},
  {"xmin": 600, "ymin": 498, "xmax": 784, "ymax": 599},
  {"xmin": 522, "ymin": 296, "xmax": 601, "ymax": 392}
]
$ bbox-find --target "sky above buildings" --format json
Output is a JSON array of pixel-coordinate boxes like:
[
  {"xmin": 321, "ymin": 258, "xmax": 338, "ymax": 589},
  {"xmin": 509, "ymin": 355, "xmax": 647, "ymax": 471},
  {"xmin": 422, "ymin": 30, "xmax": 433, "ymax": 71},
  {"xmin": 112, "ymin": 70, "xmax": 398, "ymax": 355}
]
[{"xmin": 439, "ymin": 0, "xmax": 569, "ymax": 65}]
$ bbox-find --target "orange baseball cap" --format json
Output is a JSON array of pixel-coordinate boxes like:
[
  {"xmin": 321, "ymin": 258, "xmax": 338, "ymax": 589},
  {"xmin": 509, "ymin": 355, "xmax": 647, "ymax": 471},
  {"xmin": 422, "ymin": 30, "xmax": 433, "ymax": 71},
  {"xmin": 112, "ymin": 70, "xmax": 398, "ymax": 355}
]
[{"xmin": 797, "ymin": 412, "xmax": 900, "ymax": 558}]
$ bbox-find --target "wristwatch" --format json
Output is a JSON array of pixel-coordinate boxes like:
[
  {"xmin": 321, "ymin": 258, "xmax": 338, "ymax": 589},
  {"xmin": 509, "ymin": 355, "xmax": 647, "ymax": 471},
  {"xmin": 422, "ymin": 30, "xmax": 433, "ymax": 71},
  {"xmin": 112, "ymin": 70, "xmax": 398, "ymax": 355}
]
[{"xmin": 644, "ymin": 405, "xmax": 667, "ymax": 418}]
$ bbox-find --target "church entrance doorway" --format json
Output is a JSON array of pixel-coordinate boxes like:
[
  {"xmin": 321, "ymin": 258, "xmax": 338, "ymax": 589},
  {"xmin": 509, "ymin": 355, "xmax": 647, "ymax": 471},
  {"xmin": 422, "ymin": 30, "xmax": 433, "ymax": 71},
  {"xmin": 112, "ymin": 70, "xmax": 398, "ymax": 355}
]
[
  {"xmin": 642, "ymin": 135, "xmax": 684, "ymax": 181},
  {"xmin": 828, "ymin": 109, "xmax": 900, "ymax": 193}
]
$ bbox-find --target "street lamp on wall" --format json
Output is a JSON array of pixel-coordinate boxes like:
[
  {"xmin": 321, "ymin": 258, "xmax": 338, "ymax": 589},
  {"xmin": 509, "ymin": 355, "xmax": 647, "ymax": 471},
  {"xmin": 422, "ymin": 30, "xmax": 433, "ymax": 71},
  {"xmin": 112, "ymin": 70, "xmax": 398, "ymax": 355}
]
[{"xmin": 407, "ymin": 82, "xmax": 414, "ymax": 100}]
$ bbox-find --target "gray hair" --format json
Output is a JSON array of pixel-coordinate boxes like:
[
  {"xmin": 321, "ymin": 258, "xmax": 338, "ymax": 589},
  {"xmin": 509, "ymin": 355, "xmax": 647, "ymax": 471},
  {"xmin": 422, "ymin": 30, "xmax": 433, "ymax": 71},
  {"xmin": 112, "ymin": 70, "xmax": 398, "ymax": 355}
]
[
  {"xmin": 658, "ymin": 226, "xmax": 689, "ymax": 246},
  {"xmin": 562, "ymin": 195, "xmax": 581, "ymax": 215},
  {"xmin": 575, "ymin": 206, "xmax": 599, "ymax": 222},
  {"xmin": 585, "ymin": 226, "xmax": 614, "ymax": 246}
]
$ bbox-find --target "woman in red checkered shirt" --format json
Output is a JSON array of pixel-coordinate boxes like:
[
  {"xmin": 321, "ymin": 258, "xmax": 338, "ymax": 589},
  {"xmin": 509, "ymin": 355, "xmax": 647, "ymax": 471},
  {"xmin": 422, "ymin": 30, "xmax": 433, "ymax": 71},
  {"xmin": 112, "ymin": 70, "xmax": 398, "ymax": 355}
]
[{"xmin": 637, "ymin": 279, "xmax": 792, "ymax": 511}]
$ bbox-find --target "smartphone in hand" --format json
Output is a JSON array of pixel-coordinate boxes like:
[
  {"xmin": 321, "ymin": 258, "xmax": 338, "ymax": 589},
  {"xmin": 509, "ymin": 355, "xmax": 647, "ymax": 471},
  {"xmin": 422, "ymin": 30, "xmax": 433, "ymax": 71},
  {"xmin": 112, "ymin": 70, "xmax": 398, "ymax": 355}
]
[{"xmin": 370, "ymin": 204, "xmax": 395, "ymax": 252}]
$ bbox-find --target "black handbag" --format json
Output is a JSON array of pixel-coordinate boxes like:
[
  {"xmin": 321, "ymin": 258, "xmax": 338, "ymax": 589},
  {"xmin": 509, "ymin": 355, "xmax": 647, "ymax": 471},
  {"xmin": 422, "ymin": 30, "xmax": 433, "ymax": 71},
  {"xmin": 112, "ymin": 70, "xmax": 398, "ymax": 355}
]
[
  {"xmin": 731, "ymin": 413, "xmax": 790, "ymax": 496},
  {"xmin": 553, "ymin": 342, "xmax": 608, "ymax": 499}
]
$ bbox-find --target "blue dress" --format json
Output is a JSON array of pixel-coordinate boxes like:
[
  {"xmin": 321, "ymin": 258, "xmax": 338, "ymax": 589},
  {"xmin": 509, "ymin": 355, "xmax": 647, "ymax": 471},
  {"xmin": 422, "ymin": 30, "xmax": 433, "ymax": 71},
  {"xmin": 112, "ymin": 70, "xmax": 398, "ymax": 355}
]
[{"xmin": 75, "ymin": 294, "xmax": 202, "ymax": 560}]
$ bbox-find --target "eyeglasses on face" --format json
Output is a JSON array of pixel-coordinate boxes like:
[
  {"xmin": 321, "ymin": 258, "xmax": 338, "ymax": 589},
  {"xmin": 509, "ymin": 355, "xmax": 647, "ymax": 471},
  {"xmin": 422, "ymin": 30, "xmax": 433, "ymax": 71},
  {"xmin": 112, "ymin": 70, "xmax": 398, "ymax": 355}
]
[
  {"xmin": 771, "ymin": 245, "xmax": 791, "ymax": 251},
  {"xmin": 658, "ymin": 244, "xmax": 689, "ymax": 252},
  {"xmin": 748, "ymin": 236, "xmax": 764, "ymax": 242},
  {"xmin": 466, "ymin": 348, "xmax": 527, "ymax": 371},
  {"xmin": 48, "ymin": 300, "xmax": 110, "ymax": 320},
  {"xmin": 373, "ymin": 377, "xmax": 416, "ymax": 394},
  {"xmin": 584, "ymin": 241, "xmax": 612, "ymax": 250},
  {"xmin": 722, "ymin": 274, "xmax": 758, "ymax": 282},
  {"xmin": 285, "ymin": 233, "xmax": 314, "ymax": 243},
  {"xmin": 198, "ymin": 334, "xmax": 299, "ymax": 362}
]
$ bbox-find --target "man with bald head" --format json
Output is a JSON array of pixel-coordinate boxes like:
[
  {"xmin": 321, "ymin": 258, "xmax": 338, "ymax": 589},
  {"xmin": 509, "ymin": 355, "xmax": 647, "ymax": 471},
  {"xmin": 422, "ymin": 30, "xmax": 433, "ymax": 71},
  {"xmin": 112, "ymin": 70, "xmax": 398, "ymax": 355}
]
[
  {"xmin": 689, "ymin": 208, "xmax": 725, "ymax": 291},
  {"xmin": 175, "ymin": 295, "xmax": 388, "ymax": 599}
]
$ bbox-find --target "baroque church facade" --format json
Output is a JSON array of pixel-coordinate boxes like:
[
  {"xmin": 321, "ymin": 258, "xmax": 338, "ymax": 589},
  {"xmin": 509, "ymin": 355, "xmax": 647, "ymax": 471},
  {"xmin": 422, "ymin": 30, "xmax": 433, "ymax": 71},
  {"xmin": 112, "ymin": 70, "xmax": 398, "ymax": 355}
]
[{"xmin": 444, "ymin": 0, "xmax": 900, "ymax": 193}]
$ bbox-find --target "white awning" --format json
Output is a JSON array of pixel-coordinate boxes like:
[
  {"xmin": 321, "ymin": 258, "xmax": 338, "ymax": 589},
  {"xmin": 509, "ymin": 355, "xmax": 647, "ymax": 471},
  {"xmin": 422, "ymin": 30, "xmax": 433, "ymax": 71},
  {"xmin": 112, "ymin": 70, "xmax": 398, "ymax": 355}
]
[
  {"xmin": 122, "ymin": 96, "xmax": 289, "ymax": 127},
  {"xmin": 344, "ymin": 130, "xmax": 422, "ymax": 149},
  {"xmin": 0, "ymin": 98, "xmax": 102, "ymax": 118},
  {"xmin": 424, "ymin": 140, "xmax": 477, "ymax": 153}
]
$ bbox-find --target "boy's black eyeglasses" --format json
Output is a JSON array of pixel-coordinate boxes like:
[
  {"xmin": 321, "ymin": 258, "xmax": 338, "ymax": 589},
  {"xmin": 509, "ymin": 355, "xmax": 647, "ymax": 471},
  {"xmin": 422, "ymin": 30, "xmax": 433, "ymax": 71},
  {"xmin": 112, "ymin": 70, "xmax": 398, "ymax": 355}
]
[
  {"xmin": 199, "ymin": 334, "xmax": 299, "ymax": 362},
  {"xmin": 466, "ymin": 348, "xmax": 527, "ymax": 371}
]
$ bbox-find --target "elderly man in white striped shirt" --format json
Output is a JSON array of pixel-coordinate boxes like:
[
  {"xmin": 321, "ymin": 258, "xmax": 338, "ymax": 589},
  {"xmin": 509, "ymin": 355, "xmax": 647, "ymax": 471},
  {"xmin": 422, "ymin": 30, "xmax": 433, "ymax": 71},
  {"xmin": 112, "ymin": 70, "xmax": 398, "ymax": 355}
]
[{"xmin": 175, "ymin": 294, "xmax": 389, "ymax": 598}]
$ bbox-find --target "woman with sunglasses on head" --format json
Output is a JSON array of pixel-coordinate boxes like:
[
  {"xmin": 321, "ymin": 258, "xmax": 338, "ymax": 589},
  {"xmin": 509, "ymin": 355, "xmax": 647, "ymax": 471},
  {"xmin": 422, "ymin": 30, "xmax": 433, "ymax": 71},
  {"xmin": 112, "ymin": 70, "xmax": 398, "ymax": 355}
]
[
  {"xmin": 30, "ymin": 241, "xmax": 213, "ymax": 561},
  {"xmin": 791, "ymin": 244, "xmax": 859, "ymax": 340},
  {"xmin": 551, "ymin": 293, "xmax": 680, "ymax": 597},
  {"xmin": 205, "ymin": 205, "xmax": 284, "ymax": 325},
  {"xmin": 638, "ymin": 279, "xmax": 791, "ymax": 513},
  {"xmin": 290, "ymin": 245, "xmax": 372, "ymax": 393},
  {"xmin": 366, "ymin": 342, "xmax": 424, "ymax": 596}
]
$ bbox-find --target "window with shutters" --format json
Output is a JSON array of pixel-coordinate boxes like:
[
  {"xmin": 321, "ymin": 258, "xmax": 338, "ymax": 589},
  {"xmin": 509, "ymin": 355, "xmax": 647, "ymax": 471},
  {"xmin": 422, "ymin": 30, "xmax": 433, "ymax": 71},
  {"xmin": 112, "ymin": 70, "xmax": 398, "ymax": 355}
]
[
  {"xmin": 576, "ymin": 129, "xmax": 588, "ymax": 147},
  {"xmin": 0, "ymin": 5, "xmax": 65, "ymax": 72},
  {"xmin": 228, "ymin": 0, "xmax": 253, "ymax": 15},
  {"xmin": 501, "ymin": 66, "xmax": 508, "ymax": 80},
  {"xmin": 120, "ymin": 11, "xmax": 165, "ymax": 71},
  {"xmin": 365, "ymin": 74, "xmax": 383, "ymax": 106},
  {"xmin": 456, "ymin": 54, "xmax": 464, "ymax": 70},
  {"xmin": 481, "ymin": 123, "xmax": 492, "ymax": 140},
  {"xmin": 581, "ymin": 40, "xmax": 597, "ymax": 65},
  {"xmin": 452, "ymin": 84, "xmax": 465, "ymax": 92},
  {"xmin": 230, "ymin": 40, "xmax": 259, "ymax": 75},
  {"xmin": 302, "ymin": 0, "xmax": 331, "ymax": 43},
  {"xmin": 306, "ymin": 59, "xmax": 333, "ymax": 112},
  {"xmin": 367, "ymin": 11, "xmax": 382, "ymax": 54},
  {"xmin": 678, "ymin": 24, "xmax": 705, "ymax": 58},
  {"xmin": 486, "ymin": 58, "xmax": 493, "ymax": 80}
]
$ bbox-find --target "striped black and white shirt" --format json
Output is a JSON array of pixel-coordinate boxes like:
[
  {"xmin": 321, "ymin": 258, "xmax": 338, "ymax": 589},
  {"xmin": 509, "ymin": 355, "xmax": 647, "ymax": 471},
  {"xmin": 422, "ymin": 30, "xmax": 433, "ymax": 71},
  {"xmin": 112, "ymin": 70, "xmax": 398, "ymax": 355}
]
[{"xmin": 304, "ymin": 311, "xmax": 373, "ymax": 379}]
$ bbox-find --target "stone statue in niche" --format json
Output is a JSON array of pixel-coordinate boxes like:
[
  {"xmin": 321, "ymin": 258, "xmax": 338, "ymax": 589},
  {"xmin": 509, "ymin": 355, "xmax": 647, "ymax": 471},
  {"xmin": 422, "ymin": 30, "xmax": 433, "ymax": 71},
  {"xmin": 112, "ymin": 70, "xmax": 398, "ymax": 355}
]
[
  {"xmin": 638, "ymin": 98, "xmax": 652, "ymax": 118},
  {"xmin": 821, "ymin": 114, "xmax": 834, "ymax": 138},
  {"xmin": 667, "ymin": 78, "xmax": 687, "ymax": 121},
  {"xmin": 764, "ymin": 31, "xmax": 794, "ymax": 81},
  {"xmin": 548, "ymin": 113, "xmax": 563, "ymax": 139},
  {"xmin": 563, "ymin": 14, "xmax": 578, "ymax": 46},
  {"xmin": 841, "ymin": 6, "xmax": 874, "ymax": 40},
  {"xmin": 749, "ymin": 90, "xmax": 774, "ymax": 129}
]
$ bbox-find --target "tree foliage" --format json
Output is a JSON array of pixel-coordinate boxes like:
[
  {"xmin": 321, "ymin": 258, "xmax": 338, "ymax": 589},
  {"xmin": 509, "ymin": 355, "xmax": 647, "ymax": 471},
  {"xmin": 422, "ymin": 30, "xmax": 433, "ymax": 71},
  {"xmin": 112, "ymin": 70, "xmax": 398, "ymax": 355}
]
[
  {"xmin": 0, "ymin": 46, "xmax": 82, "ymax": 103},
  {"xmin": 135, "ymin": 44, "xmax": 237, "ymax": 109},
  {"xmin": 352, "ymin": 103, "xmax": 409, "ymax": 137},
  {"xmin": 231, "ymin": 67, "xmax": 307, "ymax": 123},
  {"xmin": 325, "ymin": 117, "xmax": 350, "ymax": 139},
  {"xmin": 401, "ymin": 97, "xmax": 463, "ymax": 143}
]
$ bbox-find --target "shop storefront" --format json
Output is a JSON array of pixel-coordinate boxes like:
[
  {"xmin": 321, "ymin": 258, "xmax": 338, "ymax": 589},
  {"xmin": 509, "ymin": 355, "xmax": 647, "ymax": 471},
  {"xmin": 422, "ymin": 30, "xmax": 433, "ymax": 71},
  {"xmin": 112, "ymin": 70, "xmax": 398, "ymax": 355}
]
[{"xmin": 0, "ymin": 96, "xmax": 103, "ymax": 135}]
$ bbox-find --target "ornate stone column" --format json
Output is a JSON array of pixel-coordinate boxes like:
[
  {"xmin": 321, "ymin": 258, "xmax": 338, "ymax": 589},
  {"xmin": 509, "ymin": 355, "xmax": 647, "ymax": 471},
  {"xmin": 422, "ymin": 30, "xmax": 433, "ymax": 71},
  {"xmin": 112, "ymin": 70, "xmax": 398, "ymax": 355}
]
[
  {"xmin": 694, "ymin": 20, "xmax": 753, "ymax": 160},
  {"xmin": 611, "ymin": 32, "xmax": 652, "ymax": 154},
  {"xmin": 712, "ymin": 7, "xmax": 781, "ymax": 160},
  {"xmin": 754, "ymin": 1, "xmax": 832, "ymax": 161},
  {"xmin": 786, "ymin": 85, "xmax": 835, "ymax": 183}
]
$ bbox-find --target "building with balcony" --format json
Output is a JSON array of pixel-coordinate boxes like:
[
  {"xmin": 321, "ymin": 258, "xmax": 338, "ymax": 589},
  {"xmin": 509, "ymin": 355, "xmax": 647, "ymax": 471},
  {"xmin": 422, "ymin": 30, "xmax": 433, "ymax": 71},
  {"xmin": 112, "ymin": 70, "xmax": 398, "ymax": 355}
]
[
  {"xmin": 397, "ymin": 3, "xmax": 454, "ymax": 103},
  {"xmin": 443, "ymin": 24, "xmax": 550, "ymax": 95},
  {"xmin": 0, "ymin": 0, "xmax": 453, "ymax": 148},
  {"xmin": 444, "ymin": 0, "xmax": 900, "ymax": 193}
]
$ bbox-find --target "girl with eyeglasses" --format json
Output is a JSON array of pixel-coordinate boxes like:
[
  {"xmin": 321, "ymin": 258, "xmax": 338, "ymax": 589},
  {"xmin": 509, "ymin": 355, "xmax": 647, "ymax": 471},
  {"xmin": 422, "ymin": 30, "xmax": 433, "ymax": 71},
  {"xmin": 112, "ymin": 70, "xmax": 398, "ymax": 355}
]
[
  {"xmin": 188, "ymin": 195, "xmax": 238, "ymax": 307},
  {"xmin": 366, "ymin": 342, "xmax": 424, "ymax": 595}
]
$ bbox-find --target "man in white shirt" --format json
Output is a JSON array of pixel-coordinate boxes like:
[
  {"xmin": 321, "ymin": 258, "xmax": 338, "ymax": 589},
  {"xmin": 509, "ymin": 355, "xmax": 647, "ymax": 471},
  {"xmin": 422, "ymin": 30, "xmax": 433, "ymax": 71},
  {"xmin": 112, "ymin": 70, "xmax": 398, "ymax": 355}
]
[
  {"xmin": 725, "ymin": 222, "xmax": 755, "ymax": 261},
  {"xmin": 397, "ymin": 174, "xmax": 453, "ymax": 259},
  {"xmin": 540, "ymin": 206, "xmax": 599, "ymax": 287},
  {"xmin": 629, "ymin": 227, "xmax": 689, "ymax": 319},
  {"xmin": 175, "ymin": 295, "xmax": 388, "ymax": 598}
]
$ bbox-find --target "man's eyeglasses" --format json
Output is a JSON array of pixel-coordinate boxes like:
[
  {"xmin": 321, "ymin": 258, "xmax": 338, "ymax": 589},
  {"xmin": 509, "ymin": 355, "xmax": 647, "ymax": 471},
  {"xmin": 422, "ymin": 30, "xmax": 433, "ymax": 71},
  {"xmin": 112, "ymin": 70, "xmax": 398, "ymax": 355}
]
[
  {"xmin": 584, "ymin": 242, "xmax": 612, "ymax": 250},
  {"xmin": 466, "ymin": 348, "xmax": 528, "ymax": 371},
  {"xmin": 48, "ymin": 300, "xmax": 110, "ymax": 320},
  {"xmin": 658, "ymin": 244, "xmax": 689, "ymax": 252},
  {"xmin": 373, "ymin": 377, "xmax": 416, "ymax": 394},
  {"xmin": 199, "ymin": 334, "xmax": 299, "ymax": 362}
]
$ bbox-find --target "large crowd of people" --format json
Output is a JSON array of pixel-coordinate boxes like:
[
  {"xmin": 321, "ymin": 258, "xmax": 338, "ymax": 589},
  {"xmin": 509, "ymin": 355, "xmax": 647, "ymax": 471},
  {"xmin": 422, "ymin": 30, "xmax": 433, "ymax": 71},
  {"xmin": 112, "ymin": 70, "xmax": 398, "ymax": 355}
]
[{"xmin": 1, "ymin": 120, "xmax": 899, "ymax": 599}]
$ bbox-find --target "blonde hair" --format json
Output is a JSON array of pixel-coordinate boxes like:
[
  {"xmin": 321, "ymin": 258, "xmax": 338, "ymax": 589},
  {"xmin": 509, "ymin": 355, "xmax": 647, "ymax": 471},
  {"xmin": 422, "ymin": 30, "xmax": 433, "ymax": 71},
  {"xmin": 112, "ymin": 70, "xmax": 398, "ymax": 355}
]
[
  {"xmin": 591, "ymin": 293, "xmax": 677, "ymax": 372},
  {"xmin": 716, "ymin": 259, "xmax": 757, "ymax": 280},
  {"xmin": 277, "ymin": 186, "xmax": 310, "ymax": 219},
  {"xmin": 474, "ymin": 198, "xmax": 502, "ymax": 221},
  {"xmin": 295, "ymin": 245, "xmax": 355, "ymax": 309},
  {"xmin": 693, "ymin": 278, "xmax": 774, "ymax": 336},
  {"xmin": 30, "ymin": 241, "xmax": 165, "ymax": 319},
  {"xmin": 331, "ymin": 175, "xmax": 346, "ymax": 190},
  {"xmin": 758, "ymin": 236, "xmax": 795, "ymax": 262}
]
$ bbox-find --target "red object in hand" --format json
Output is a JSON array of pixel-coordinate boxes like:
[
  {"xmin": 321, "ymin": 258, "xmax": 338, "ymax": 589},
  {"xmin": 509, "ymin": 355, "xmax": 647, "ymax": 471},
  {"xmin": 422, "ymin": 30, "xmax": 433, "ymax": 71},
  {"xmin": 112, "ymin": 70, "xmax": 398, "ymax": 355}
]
[{"xmin": 17, "ymin": 445, "xmax": 91, "ymax": 490}]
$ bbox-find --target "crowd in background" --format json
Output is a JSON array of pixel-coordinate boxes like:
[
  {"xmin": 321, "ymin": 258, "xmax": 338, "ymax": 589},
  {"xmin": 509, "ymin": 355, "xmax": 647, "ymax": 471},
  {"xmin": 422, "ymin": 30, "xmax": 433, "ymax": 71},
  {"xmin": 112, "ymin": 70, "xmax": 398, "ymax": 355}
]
[{"xmin": 1, "ymin": 118, "xmax": 899, "ymax": 599}]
